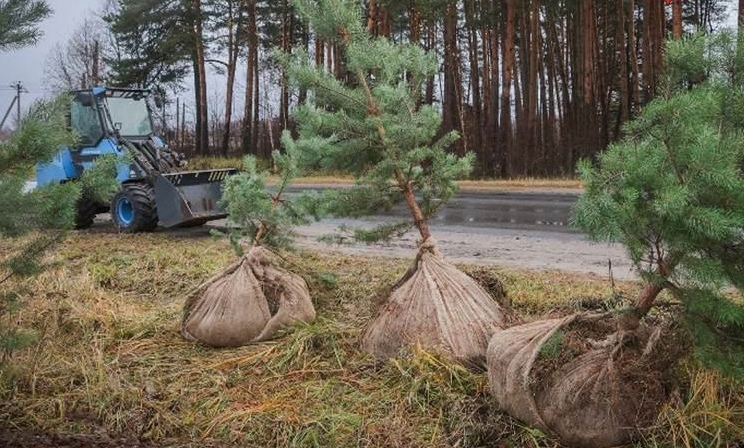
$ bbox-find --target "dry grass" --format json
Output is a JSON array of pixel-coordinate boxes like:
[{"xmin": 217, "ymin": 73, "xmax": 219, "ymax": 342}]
[{"xmin": 0, "ymin": 229, "xmax": 741, "ymax": 447}]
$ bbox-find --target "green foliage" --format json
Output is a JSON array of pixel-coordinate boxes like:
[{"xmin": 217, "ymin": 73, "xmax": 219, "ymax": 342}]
[
  {"xmin": 281, "ymin": 0, "xmax": 471, "ymax": 243},
  {"xmin": 0, "ymin": 96, "xmax": 73, "ymax": 365},
  {"xmin": 104, "ymin": 0, "xmax": 192, "ymax": 89},
  {"xmin": 573, "ymin": 32, "xmax": 744, "ymax": 377},
  {"xmin": 220, "ymin": 132, "xmax": 321, "ymax": 251},
  {"xmin": 0, "ymin": 95, "xmax": 118, "ymax": 367},
  {"xmin": 0, "ymin": 96, "xmax": 77, "ymax": 237},
  {"xmin": 79, "ymin": 153, "xmax": 122, "ymax": 204},
  {"xmin": 0, "ymin": 0, "xmax": 51, "ymax": 51}
]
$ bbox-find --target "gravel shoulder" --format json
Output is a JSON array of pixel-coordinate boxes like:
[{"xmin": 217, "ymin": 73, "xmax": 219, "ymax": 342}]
[{"xmin": 292, "ymin": 217, "xmax": 635, "ymax": 281}]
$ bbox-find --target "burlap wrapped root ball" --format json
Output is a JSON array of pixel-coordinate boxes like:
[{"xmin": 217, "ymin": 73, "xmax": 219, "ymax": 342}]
[
  {"xmin": 181, "ymin": 246, "xmax": 316, "ymax": 347},
  {"xmin": 362, "ymin": 238, "xmax": 517, "ymax": 367},
  {"xmin": 487, "ymin": 313, "xmax": 680, "ymax": 448}
]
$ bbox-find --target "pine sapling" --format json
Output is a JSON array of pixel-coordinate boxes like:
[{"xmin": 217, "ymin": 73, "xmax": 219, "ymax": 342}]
[
  {"xmin": 181, "ymin": 138, "xmax": 317, "ymax": 347},
  {"xmin": 485, "ymin": 34, "xmax": 744, "ymax": 447},
  {"xmin": 282, "ymin": 0, "xmax": 515, "ymax": 366},
  {"xmin": 1, "ymin": 95, "xmax": 119, "ymax": 366},
  {"xmin": 573, "ymin": 32, "xmax": 744, "ymax": 376}
]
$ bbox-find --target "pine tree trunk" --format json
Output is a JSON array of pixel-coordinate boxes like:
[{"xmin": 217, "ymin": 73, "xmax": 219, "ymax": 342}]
[
  {"xmin": 221, "ymin": 1, "xmax": 240, "ymax": 156},
  {"xmin": 366, "ymin": 0, "xmax": 378, "ymax": 34},
  {"xmin": 424, "ymin": 23, "xmax": 436, "ymax": 104},
  {"xmin": 615, "ymin": 0, "xmax": 630, "ymax": 139},
  {"xmin": 242, "ymin": 0, "xmax": 258, "ymax": 155},
  {"xmin": 628, "ymin": 1, "xmax": 641, "ymax": 110},
  {"xmin": 441, "ymin": 0, "xmax": 462, "ymax": 155},
  {"xmin": 500, "ymin": 0, "xmax": 516, "ymax": 177},
  {"xmin": 526, "ymin": 1, "xmax": 539, "ymax": 174},
  {"xmin": 464, "ymin": 0, "xmax": 483, "ymax": 174},
  {"xmin": 279, "ymin": 0, "xmax": 292, "ymax": 131},
  {"xmin": 192, "ymin": 0, "xmax": 209, "ymax": 155},
  {"xmin": 673, "ymin": 0, "xmax": 683, "ymax": 39},
  {"xmin": 485, "ymin": 13, "xmax": 500, "ymax": 177}
]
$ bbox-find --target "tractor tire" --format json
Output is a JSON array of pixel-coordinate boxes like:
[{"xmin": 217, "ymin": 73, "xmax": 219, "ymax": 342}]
[
  {"xmin": 74, "ymin": 195, "xmax": 98, "ymax": 229},
  {"xmin": 111, "ymin": 183, "xmax": 159, "ymax": 233}
]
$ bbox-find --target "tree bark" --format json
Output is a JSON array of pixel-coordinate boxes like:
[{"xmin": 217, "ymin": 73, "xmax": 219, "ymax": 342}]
[
  {"xmin": 672, "ymin": 0, "xmax": 683, "ymax": 39},
  {"xmin": 441, "ymin": 0, "xmax": 463, "ymax": 155},
  {"xmin": 192, "ymin": 0, "xmax": 209, "ymax": 155},
  {"xmin": 279, "ymin": 0, "xmax": 292, "ymax": 131},
  {"xmin": 241, "ymin": 0, "xmax": 258, "ymax": 155},
  {"xmin": 221, "ymin": 0, "xmax": 241, "ymax": 156},
  {"xmin": 499, "ymin": 0, "xmax": 516, "ymax": 177},
  {"xmin": 465, "ymin": 0, "xmax": 483, "ymax": 169}
]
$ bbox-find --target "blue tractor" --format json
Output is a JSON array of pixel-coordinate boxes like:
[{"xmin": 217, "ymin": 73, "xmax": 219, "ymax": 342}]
[{"xmin": 36, "ymin": 87, "xmax": 236, "ymax": 232}]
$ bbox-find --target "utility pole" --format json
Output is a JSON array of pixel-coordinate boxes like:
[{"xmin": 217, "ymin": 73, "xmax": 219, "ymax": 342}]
[
  {"xmin": 0, "ymin": 81, "xmax": 26, "ymax": 131},
  {"xmin": 10, "ymin": 81, "xmax": 26, "ymax": 126},
  {"xmin": 0, "ymin": 96, "xmax": 17, "ymax": 131}
]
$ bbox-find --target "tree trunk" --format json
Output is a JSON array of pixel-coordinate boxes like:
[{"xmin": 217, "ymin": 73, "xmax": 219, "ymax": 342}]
[
  {"xmin": 424, "ymin": 23, "xmax": 436, "ymax": 104},
  {"xmin": 464, "ymin": 0, "xmax": 483, "ymax": 171},
  {"xmin": 242, "ymin": 0, "xmax": 258, "ymax": 155},
  {"xmin": 672, "ymin": 0, "xmax": 683, "ymax": 39},
  {"xmin": 628, "ymin": 1, "xmax": 641, "ymax": 111},
  {"xmin": 499, "ymin": 0, "xmax": 516, "ymax": 177},
  {"xmin": 441, "ymin": 1, "xmax": 463, "ymax": 155},
  {"xmin": 279, "ymin": 0, "xmax": 292, "ymax": 131},
  {"xmin": 615, "ymin": 0, "xmax": 630, "ymax": 139},
  {"xmin": 221, "ymin": 0, "xmax": 241, "ymax": 156},
  {"xmin": 192, "ymin": 0, "xmax": 209, "ymax": 155},
  {"xmin": 484, "ymin": 8, "xmax": 500, "ymax": 177},
  {"xmin": 366, "ymin": 0, "xmax": 378, "ymax": 34}
]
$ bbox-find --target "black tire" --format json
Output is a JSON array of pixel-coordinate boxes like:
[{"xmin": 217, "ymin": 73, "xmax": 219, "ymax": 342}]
[
  {"xmin": 74, "ymin": 195, "xmax": 98, "ymax": 229},
  {"xmin": 110, "ymin": 183, "xmax": 159, "ymax": 233}
]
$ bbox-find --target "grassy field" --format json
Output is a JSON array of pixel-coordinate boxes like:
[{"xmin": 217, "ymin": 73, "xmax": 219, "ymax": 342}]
[{"xmin": 1, "ymin": 228, "xmax": 742, "ymax": 447}]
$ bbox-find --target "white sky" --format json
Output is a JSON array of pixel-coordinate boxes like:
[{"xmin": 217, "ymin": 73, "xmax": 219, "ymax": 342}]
[{"xmin": 0, "ymin": 0, "xmax": 102, "ymax": 126}]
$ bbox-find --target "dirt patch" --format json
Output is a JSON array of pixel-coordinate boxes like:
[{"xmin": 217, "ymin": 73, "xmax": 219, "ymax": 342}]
[{"xmin": 0, "ymin": 428, "xmax": 159, "ymax": 448}]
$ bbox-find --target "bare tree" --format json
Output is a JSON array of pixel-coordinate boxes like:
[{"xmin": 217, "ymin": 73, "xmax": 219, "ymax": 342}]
[{"xmin": 44, "ymin": 17, "xmax": 108, "ymax": 91}]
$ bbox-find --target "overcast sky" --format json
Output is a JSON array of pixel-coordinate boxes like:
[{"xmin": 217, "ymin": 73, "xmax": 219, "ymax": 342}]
[{"xmin": 0, "ymin": 0, "xmax": 103, "ymax": 125}]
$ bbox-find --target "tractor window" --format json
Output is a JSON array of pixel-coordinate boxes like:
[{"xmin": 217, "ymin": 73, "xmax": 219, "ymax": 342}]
[
  {"xmin": 70, "ymin": 100, "xmax": 103, "ymax": 146},
  {"xmin": 106, "ymin": 97, "xmax": 153, "ymax": 137}
]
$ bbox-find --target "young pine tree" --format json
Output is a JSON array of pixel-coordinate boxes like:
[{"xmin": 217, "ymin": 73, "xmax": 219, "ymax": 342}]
[
  {"xmin": 181, "ymin": 141, "xmax": 317, "ymax": 347},
  {"xmin": 281, "ymin": 0, "xmax": 514, "ymax": 366},
  {"xmin": 574, "ymin": 32, "xmax": 744, "ymax": 377},
  {"xmin": 1, "ymin": 96, "xmax": 119, "ymax": 365}
]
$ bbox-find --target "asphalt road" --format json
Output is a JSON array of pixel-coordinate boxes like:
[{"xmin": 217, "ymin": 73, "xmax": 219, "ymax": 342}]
[
  {"xmin": 28, "ymin": 180, "xmax": 632, "ymax": 280},
  {"xmin": 383, "ymin": 189, "xmax": 579, "ymax": 231},
  {"xmin": 282, "ymin": 187, "xmax": 633, "ymax": 281}
]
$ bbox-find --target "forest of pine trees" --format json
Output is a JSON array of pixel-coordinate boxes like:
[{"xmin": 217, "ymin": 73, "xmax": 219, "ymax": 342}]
[{"xmin": 56, "ymin": 0, "xmax": 732, "ymax": 177}]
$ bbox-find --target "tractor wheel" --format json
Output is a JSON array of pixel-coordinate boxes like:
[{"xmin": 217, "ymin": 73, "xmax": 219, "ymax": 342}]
[
  {"xmin": 111, "ymin": 183, "xmax": 159, "ymax": 233},
  {"xmin": 74, "ymin": 195, "xmax": 98, "ymax": 229}
]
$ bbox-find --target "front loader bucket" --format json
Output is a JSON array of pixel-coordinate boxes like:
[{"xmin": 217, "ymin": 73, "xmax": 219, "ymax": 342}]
[{"xmin": 153, "ymin": 169, "xmax": 237, "ymax": 228}]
